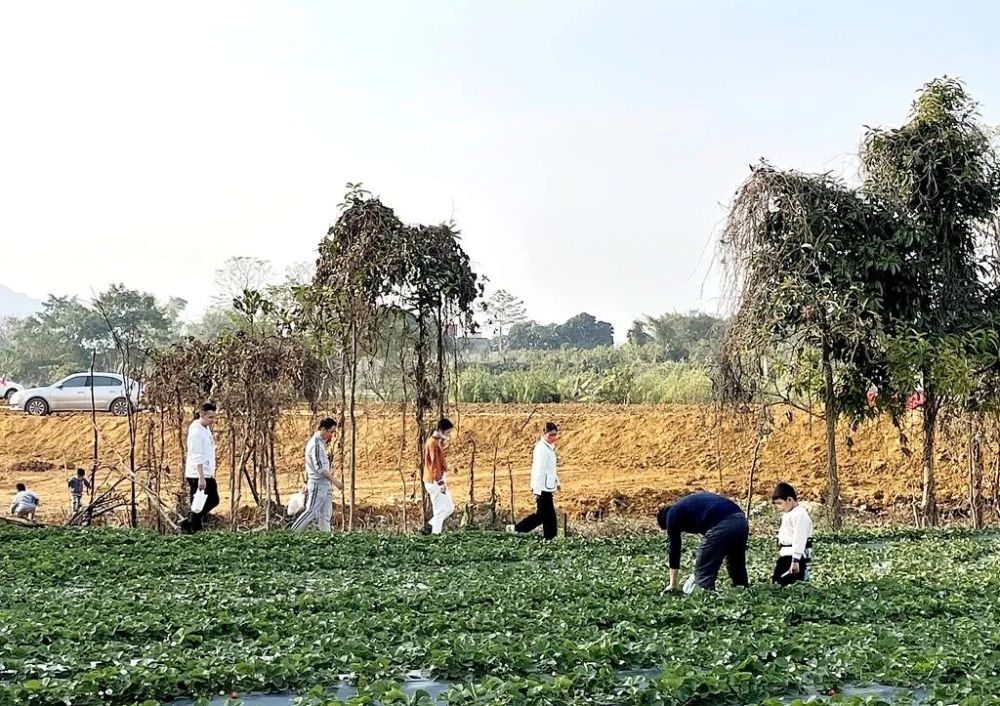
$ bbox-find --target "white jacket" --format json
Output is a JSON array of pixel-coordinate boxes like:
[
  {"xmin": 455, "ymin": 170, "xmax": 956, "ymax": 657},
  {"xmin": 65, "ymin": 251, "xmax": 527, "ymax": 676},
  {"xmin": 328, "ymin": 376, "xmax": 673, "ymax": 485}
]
[
  {"xmin": 529, "ymin": 439, "xmax": 559, "ymax": 495},
  {"xmin": 185, "ymin": 420, "xmax": 217, "ymax": 479},
  {"xmin": 777, "ymin": 504, "xmax": 813, "ymax": 559}
]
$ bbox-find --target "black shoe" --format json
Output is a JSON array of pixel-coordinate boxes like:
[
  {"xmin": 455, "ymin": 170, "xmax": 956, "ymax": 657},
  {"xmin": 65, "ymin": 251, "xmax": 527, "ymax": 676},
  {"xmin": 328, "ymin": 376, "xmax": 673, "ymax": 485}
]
[
  {"xmin": 420, "ymin": 524, "xmax": 432, "ymax": 536},
  {"xmin": 179, "ymin": 518, "xmax": 192, "ymax": 535}
]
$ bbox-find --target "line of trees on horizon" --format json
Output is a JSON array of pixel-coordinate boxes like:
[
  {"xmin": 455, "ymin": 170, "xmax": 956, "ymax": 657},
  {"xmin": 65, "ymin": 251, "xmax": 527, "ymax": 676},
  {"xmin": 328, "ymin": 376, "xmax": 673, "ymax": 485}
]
[{"xmin": 0, "ymin": 277, "xmax": 723, "ymax": 386}]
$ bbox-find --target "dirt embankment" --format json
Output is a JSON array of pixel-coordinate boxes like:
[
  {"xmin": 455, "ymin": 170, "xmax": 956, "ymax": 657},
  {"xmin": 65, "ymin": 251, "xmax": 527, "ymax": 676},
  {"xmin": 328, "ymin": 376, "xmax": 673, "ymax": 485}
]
[{"xmin": 0, "ymin": 404, "xmax": 992, "ymax": 523}]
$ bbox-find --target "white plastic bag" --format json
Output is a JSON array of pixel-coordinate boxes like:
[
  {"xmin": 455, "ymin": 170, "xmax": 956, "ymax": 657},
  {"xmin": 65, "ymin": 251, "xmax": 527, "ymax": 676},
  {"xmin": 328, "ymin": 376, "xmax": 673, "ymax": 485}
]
[
  {"xmin": 683, "ymin": 574, "xmax": 697, "ymax": 595},
  {"xmin": 190, "ymin": 489, "xmax": 208, "ymax": 514},
  {"xmin": 287, "ymin": 492, "xmax": 306, "ymax": 516}
]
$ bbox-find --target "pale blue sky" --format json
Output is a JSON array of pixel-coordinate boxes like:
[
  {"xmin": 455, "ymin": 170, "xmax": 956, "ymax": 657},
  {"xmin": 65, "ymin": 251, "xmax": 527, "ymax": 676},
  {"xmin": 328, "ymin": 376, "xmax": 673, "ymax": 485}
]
[{"xmin": 2, "ymin": 1, "xmax": 998, "ymax": 338}]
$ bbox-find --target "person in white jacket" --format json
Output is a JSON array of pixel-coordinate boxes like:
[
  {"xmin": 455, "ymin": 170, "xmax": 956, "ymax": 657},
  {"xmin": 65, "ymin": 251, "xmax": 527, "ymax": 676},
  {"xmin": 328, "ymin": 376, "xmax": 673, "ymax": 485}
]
[
  {"xmin": 771, "ymin": 482, "xmax": 813, "ymax": 585},
  {"xmin": 507, "ymin": 422, "xmax": 560, "ymax": 539},
  {"xmin": 179, "ymin": 402, "xmax": 219, "ymax": 534}
]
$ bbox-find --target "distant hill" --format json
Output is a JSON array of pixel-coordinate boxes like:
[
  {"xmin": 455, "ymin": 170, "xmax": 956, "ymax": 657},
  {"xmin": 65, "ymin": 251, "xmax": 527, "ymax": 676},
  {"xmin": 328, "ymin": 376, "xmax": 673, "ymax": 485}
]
[{"xmin": 0, "ymin": 284, "xmax": 42, "ymax": 318}]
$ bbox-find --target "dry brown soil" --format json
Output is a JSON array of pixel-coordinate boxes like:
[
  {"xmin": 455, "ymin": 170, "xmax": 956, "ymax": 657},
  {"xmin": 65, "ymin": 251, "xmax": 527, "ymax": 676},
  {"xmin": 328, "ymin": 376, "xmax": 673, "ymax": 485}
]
[{"xmin": 0, "ymin": 404, "xmax": 990, "ymax": 524}]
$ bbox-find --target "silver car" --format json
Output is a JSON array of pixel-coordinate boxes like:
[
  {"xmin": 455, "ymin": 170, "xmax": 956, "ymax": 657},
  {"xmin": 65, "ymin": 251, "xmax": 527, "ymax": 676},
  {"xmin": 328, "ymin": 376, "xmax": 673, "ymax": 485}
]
[
  {"xmin": 9, "ymin": 372, "xmax": 139, "ymax": 416},
  {"xmin": 1, "ymin": 377, "xmax": 22, "ymax": 403}
]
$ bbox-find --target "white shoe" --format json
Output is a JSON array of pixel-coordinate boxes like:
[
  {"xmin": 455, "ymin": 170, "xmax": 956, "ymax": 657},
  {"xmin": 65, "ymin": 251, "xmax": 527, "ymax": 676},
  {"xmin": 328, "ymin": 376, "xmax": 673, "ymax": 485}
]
[{"xmin": 505, "ymin": 524, "xmax": 516, "ymax": 534}]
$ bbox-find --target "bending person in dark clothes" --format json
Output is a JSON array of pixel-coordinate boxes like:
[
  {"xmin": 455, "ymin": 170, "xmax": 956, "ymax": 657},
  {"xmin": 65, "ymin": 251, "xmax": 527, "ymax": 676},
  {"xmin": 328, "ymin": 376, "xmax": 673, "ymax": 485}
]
[{"xmin": 657, "ymin": 491, "xmax": 749, "ymax": 592}]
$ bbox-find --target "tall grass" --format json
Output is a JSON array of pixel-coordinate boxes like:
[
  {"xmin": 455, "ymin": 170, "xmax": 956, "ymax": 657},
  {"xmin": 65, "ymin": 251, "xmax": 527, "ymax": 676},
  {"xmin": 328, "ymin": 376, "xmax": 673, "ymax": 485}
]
[{"xmin": 456, "ymin": 360, "xmax": 712, "ymax": 404}]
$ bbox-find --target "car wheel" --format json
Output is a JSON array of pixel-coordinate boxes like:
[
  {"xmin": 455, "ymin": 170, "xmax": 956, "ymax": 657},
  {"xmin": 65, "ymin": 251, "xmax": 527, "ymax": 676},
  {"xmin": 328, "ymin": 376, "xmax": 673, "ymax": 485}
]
[
  {"xmin": 25, "ymin": 398, "xmax": 49, "ymax": 416},
  {"xmin": 110, "ymin": 397, "xmax": 129, "ymax": 417}
]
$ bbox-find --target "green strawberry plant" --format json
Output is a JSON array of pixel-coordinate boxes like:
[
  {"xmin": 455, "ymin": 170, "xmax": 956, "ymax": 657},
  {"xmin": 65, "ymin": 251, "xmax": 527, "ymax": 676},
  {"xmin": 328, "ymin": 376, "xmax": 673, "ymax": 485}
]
[{"xmin": 1, "ymin": 527, "xmax": 998, "ymax": 705}]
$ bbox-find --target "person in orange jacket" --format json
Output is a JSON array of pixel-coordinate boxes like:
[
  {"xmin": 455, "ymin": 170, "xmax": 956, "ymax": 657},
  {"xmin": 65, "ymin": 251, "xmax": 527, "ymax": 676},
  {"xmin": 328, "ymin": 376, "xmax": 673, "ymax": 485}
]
[{"xmin": 422, "ymin": 418, "xmax": 455, "ymax": 535}]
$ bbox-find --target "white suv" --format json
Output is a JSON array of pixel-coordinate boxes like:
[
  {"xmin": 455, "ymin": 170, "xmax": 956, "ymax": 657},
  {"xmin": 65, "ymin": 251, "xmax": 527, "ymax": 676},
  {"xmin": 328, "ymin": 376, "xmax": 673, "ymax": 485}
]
[{"xmin": 9, "ymin": 373, "xmax": 140, "ymax": 416}]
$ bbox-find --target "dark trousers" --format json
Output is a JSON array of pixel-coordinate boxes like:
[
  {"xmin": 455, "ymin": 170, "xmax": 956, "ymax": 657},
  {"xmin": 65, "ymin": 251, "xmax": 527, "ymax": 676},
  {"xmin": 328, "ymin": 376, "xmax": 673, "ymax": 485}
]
[
  {"xmin": 185, "ymin": 477, "xmax": 220, "ymax": 532},
  {"xmin": 514, "ymin": 492, "xmax": 558, "ymax": 540},
  {"xmin": 772, "ymin": 555, "xmax": 809, "ymax": 586},
  {"xmin": 694, "ymin": 512, "xmax": 749, "ymax": 590}
]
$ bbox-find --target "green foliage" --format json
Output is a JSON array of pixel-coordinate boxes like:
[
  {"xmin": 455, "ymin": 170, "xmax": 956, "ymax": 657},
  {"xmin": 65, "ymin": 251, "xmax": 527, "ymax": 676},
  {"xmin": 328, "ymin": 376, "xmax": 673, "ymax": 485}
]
[
  {"xmin": 640, "ymin": 311, "xmax": 724, "ymax": 363},
  {"xmin": 484, "ymin": 290, "xmax": 527, "ymax": 354},
  {"xmin": 505, "ymin": 320, "xmax": 561, "ymax": 351},
  {"xmin": 861, "ymin": 78, "xmax": 1000, "ymax": 408},
  {"xmin": 506, "ymin": 313, "xmax": 613, "ymax": 351},
  {"xmin": 2, "ymin": 527, "xmax": 1000, "ymax": 705},
  {"xmin": 456, "ymin": 347, "xmax": 712, "ymax": 404},
  {"xmin": 719, "ymin": 163, "xmax": 893, "ymax": 411},
  {"xmin": 860, "ymin": 78, "xmax": 1000, "ymax": 524},
  {"xmin": 0, "ymin": 286, "xmax": 183, "ymax": 385},
  {"xmin": 557, "ymin": 313, "xmax": 614, "ymax": 349}
]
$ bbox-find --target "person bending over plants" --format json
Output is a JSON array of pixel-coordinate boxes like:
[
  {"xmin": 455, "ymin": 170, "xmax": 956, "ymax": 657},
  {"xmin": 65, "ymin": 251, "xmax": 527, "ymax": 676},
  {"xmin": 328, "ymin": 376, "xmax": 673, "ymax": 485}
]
[
  {"xmin": 658, "ymin": 491, "xmax": 749, "ymax": 592},
  {"xmin": 771, "ymin": 482, "xmax": 813, "ymax": 585}
]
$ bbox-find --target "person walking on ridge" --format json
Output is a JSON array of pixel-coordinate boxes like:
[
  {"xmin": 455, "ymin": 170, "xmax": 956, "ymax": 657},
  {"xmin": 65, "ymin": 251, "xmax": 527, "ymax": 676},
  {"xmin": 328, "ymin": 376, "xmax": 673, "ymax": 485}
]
[
  {"xmin": 508, "ymin": 422, "xmax": 561, "ymax": 540},
  {"xmin": 292, "ymin": 417, "xmax": 343, "ymax": 532},
  {"xmin": 68, "ymin": 468, "xmax": 92, "ymax": 514},
  {"xmin": 180, "ymin": 402, "xmax": 220, "ymax": 534},
  {"xmin": 422, "ymin": 418, "xmax": 455, "ymax": 535}
]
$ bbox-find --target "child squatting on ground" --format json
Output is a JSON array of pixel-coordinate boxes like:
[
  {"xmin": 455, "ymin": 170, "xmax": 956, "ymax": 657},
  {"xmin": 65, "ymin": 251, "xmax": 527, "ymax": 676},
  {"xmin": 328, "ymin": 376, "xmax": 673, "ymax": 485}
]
[{"xmin": 9, "ymin": 483, "xmax": 39, "ymax": 521}]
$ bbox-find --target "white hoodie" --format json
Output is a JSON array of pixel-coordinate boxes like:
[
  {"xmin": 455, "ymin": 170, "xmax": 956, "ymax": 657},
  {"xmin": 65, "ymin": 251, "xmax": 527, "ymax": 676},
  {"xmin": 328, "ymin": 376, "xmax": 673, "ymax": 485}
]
[{"xmin": 529, "ymin": 439, "xmax": 559, "ymax": 495}]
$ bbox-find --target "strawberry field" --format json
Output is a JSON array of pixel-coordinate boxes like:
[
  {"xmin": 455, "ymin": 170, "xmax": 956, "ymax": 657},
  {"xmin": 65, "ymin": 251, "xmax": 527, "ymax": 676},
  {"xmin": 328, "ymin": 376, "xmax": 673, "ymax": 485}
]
[{"xmin": 2, "ymin": 527, "xmax": 999, "ymax": 706}]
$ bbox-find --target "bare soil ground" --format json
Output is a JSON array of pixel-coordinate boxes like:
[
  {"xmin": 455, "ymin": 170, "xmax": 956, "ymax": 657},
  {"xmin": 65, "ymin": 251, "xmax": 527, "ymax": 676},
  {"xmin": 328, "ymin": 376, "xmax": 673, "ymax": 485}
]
[{"xmin": 0, "ymin": 403, "xmax": 993, "ymax": 525}]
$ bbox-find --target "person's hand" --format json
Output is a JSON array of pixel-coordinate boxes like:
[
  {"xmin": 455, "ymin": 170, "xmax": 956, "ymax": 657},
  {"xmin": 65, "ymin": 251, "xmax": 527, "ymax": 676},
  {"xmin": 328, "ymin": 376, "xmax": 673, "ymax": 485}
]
[
  {"xmin": 301, "ymin": 484, "xmax": 309, "ymax": 495},
  {"xmin": 790, "ymin": 561, "xmax": 801, "ymax": 575},
  {"xmin": 662, "ymin": 581, "xmax": 678, "ymax": 594},
  {"xmin": 197, "ymin": 478, "xmax": 206, "ymax": 491}
]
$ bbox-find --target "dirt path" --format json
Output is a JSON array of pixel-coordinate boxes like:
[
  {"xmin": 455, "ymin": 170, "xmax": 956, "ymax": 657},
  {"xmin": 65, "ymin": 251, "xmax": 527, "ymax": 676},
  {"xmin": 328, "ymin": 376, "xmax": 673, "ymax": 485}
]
[{"xmin": 0, "ymin": 404, "xmax": 989, "ymax": 523}]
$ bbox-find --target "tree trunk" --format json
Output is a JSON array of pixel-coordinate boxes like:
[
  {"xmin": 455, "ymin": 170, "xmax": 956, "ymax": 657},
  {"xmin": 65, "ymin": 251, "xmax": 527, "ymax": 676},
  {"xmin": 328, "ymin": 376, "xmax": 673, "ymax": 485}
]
[
  {"xmin": 821, "ymin": 342, "xmax": 842, "ymax": 530},
  {"xmin": 992, "ymin": 415, "xmax": 1000, "ymax": 524},
  {"xmin": 920, "ymin": 388, "xmax": 939, "ymax": 527},
  {"xmin": 436, "ymin": 303, "xmax": 446, "ymax": 421},
  {"xmin": 87, "ymin": 352, "xmax": 98, "ymax": 526},
  {"xmin": 339, "ymin": 341, "xmax": 348, "ymax": 530},
  {"xmin": 349, "ymin": 321, "xmax": 359, "ymax": 531},
  {"xmin": 967, "ymin": 413, "xmax": 984, "ymax": 530},
  {"xmin": 269, "ymin": 426, "xmax": 280, "ymax": 506},
  {"xmin": 744, "ymin": 431, "xmax": 764, "ymax": 519},
  {"xmin": 128, "ymin": 413, "xmax": 138, "ymax": 529},
  {"xmin": 415, "ymin": 308, "xmax": 431, "ymax": 528},
  {"xmin": 507, "ymin": 460, "xmax": 515, "ymax": 524},
  {"xmin": 229, "ymin": 424, "xmax": 238, "ymax": 530},
  {"xmin": 175, "ymin": 390, "xmax": 186, "ymax": 490}
]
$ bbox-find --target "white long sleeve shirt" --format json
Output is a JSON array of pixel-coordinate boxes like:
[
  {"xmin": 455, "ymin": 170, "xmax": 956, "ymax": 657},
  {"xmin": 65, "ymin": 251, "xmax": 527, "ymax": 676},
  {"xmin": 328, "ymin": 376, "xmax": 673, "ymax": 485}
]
[
  {"xmin": 529, "ymin": 439, "xmax": 559, "ymax": 495},
  {"xmin": 184, "ymin": 420, "xmax": 217, "ymax": 479},
  {"xmin": 777, "ymin": 504, "xmax": 813, "ymax": 560}
]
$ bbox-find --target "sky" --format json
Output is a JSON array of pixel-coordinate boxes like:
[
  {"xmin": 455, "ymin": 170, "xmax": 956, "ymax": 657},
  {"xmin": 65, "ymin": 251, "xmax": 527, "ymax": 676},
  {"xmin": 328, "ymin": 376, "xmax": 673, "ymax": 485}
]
[{"xmin": 2, "ymin": 0, "xmax": 1000, "ymax": 340}]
